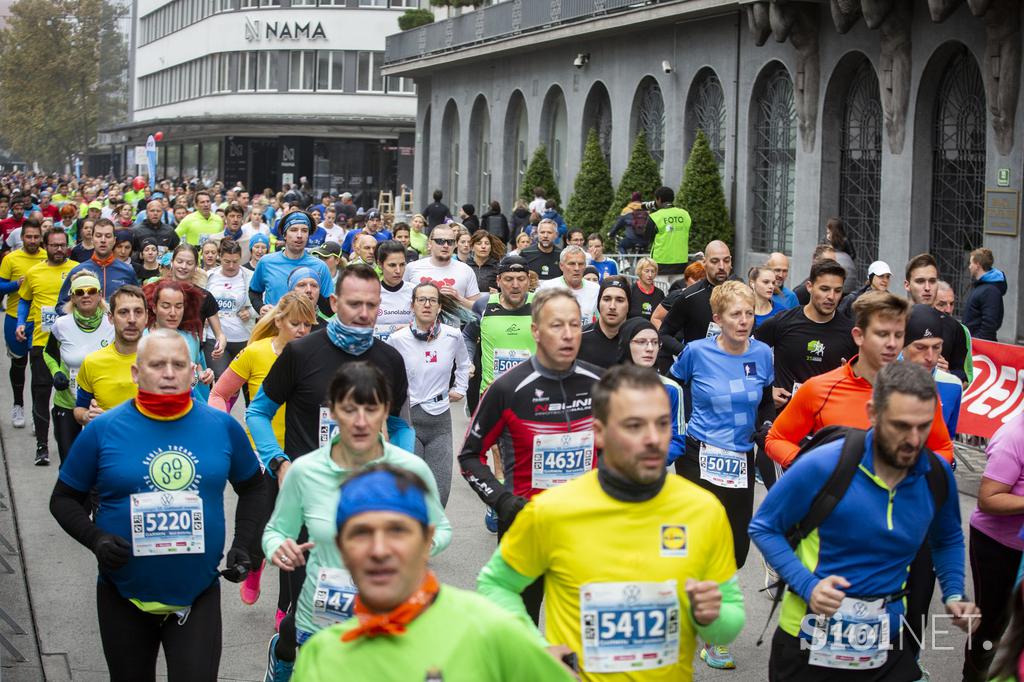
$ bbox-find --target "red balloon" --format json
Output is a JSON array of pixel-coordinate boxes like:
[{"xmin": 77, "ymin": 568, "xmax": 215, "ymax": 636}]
[
  {"xmin": 133, "ymin": 176, "xmax": 146, "ymax": 191},
  {"xmin": 154, "ymin": 131, "xmax": 164, "ymax": 141}
]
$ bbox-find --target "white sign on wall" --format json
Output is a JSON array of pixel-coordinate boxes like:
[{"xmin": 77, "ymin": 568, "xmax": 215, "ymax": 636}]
[{"xmin": 244, "ymin": 17, "xmax": 327, "ymax": 41}]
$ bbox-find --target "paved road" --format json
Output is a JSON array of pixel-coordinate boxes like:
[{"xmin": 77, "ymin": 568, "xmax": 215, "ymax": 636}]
[{"xmin": 0, "ymin": 355, "xmax": 981, "ymax": 681}]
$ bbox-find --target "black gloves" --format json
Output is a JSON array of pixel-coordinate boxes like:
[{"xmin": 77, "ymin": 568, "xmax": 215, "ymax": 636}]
[
  {"xmin": 220, "ymin": 546, "xmax": 251, "ymax": 583},
  {"xmin": 52, "ymin": 372, "xmax": 69, "ymax": 391},
  {"xmin": 495, "ymin": 494, "xmax": 527, "ymax": 535},
  {"xmin": 93, "ymin": 534, "xmax": 131, "ymax": 571},
  {"xmin": 753, "ymin": 420, "xmax": 773, "ymax": 451}
]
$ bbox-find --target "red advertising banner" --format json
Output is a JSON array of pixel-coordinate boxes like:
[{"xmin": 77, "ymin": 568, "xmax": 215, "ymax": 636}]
[{"xmin": 959, "ymin": 339, "xmax": 1024, "ymax": 439}]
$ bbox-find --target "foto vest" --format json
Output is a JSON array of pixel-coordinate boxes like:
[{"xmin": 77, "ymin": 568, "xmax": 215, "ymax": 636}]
[{"xmin": 650, "ymin": 205, "xmax": 692, "ymax": 265}]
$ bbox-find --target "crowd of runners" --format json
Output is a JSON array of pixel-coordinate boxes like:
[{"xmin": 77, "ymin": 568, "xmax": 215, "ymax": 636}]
[{"xmin": 0, "ymin": 170, "xmax": 1019, "ymax": 681}]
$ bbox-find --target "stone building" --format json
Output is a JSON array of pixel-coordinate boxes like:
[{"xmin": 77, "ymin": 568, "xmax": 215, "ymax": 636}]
[{"xmin": 384, "ymin": 0, "xmax": 1023, "ymax": 342}]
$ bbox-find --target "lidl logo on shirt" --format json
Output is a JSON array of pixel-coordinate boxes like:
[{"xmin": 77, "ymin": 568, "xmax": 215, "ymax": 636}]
[
  {"xmin": 660, "ymin": 525, "xmax": 687, "ymax": 557},
  {"xmin": 742, "ymin": 362, "xmax": 757, "ymax": 377},
  {"xmin": 424, "ymin": 350, "xmax": 438, "ymax": 363},
  {"xmin": 143, "ymin": 448, "xmax": 200, "ymax": 492}
]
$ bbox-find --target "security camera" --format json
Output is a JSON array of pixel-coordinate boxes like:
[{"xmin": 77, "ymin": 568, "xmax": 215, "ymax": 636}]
[
  {"xmin": 662, "ymin": 60, "xmax": 673, "ymax": 74},
  {"xmin": 573, "ymin": 53, "xmax": 590, "ymax": 69}
]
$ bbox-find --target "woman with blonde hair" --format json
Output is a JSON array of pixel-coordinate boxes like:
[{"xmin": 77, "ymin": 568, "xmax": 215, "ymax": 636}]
[
  {"xmin": 629, "ymin": 257, "xmax": 665, "ymax": 320},
  {"xmin": 43, "ymin": 271, "xmax": 114, "ymax": 462},
  {"xmin": 209, "ymin": 291, "xmax": 315, "ymax": 608},
  {"xmin": 668, "ymin": 279, "xmax": 774, "ymax": 671},
  {"xmin": 409, "ymin": 213, "xmax": 429, "ymax": 254}
]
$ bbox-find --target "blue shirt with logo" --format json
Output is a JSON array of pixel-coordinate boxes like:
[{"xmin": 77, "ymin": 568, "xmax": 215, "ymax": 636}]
[
  {"xmin": 59, "ymin": 401, "xmax": 261, "ymax": 605},
  {"xmin": 670, "ymin": 336, "xmax": 773, "ymax": 452},
  {"xmin": 250, "ymin": 250, "xmax": 333, "ymax": 306}
]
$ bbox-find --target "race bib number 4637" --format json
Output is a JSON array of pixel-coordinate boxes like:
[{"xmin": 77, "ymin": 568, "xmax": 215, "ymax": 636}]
[{"xmin": 531, "ymin": 431, "xmax": 594, "ymax": 489}]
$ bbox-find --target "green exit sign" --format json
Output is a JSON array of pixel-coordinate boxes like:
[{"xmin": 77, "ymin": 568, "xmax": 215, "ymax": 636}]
[{"xmin": 997, "ymin": 168, "xmax": 1010, "ymax": 186}]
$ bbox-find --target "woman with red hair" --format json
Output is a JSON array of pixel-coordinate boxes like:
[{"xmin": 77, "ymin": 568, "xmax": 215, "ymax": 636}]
[{"xmin": 143, "ymin": 279, "xmax": 215, "ymax": 400}]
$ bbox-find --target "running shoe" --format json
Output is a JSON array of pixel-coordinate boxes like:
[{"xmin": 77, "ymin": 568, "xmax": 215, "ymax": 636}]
[
  {"xmin": 763, "ymin": 555, "xmax": 781, "ymax": 601},
  {"xmin": 240, "ymin": 560, "xmax": 265, "ymax": 605},
  {"xmin": 34, "ymin": 445, "xmax": 49, "ymax": 466},
  {"xmin": 275, "ymin": 608, "xmax": 287, "ymax": 632},
  {"xmin": 484, "ymin": 506, "xmax": 498, "ymax": 534},
  {"xmin": 10, "ymin": 405, "xmax": 24, "ymax": 428},
  {"xmin": 264, "ymin": 634, "xmax": 294, "ymax": 682},
  {"xmin": 700, "ymin": 643, "xmax": 736, "ymax": 670}
]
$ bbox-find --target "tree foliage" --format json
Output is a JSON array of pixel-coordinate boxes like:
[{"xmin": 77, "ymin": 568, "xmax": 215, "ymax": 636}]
[
  {"xmin": 0, "ymin": 0, "xmax": 126, "ymax": 168},
  {"xmin": 519, "ymin": 143, "xmax": 561, "ymax": 206},
  {"xmin": 564, "ymin": 129, "xmax": 613, "ymax": 234},
  {"xmin": 678, "ymin": 131, "xmax": 733, "ymax": 250},
  {"xmin": 604, "ymin": 131, "xmax": 662, "ymax": 228},
  {"xmin": 398, "ymin": 9, "xmax": 435, "ymax": 30}
]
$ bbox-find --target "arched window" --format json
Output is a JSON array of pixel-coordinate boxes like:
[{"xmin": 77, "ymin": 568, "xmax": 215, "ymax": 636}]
[
  {"xmin": 634, "ymin": 78, "xmax": 665, "ymax": 166},
  {"xmin": 838, "ymin": 61, "xmax": 883, "ymax": 282},
  {"xmin": 688, "ymin": 69, "xmax": 726, "ymax": 171},
  {"xmin": 751, "ymin": 65, "xmax": 796, "ymax": 254},
  {"xmin": 930, "ymin": 48, "xmax": 986, "ymax": 302},
  {"xmin": 504, "ymin": 92, "xmax": 529, "ymax": 203},
  {"xmin": 441, "ymin": 101, "xmax": 460, "ymax": 207},
  {"xmin": 469, "ymin": 96, "xmax": 491, "ymax": 210},
  {"xmin": 541, "ymin": 87, "xmax": 568, "ymax": 196},
  {"xmin": 582, "ymin": 82, "xmax": 613, "ymax": 161}
]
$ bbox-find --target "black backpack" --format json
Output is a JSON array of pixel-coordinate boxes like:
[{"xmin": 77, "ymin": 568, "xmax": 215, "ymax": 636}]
[{"xmin": 756, "ymin": 426, "xmax": 949, "ymax": 645}]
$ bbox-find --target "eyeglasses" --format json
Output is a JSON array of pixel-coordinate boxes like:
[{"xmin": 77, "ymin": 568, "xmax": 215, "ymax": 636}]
[
  {"xmin": 414, "ymin": 297, "xmax": 439, "ymax": 305},
  {"xmin": 432, "ymin": 238, "xmax": 455, "ymax": 246},
  {"xmin": 630, "ymin": 338, "xmax": 661, "ymax": 348},
  {"xmin": 72, "ymin": 287, "xmax": 99, "ymax": 296}
]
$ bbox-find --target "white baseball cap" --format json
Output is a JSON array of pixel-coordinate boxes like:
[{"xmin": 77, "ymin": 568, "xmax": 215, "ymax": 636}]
[{"xmin": 867, "ymin": 260, "xmax": 892, "ymax": 277}]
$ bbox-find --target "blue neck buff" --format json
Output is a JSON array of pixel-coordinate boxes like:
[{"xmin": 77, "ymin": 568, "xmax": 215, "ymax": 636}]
[{"xmin": 326, "ymin": 317, "xmax": 374, "ymax": 356}]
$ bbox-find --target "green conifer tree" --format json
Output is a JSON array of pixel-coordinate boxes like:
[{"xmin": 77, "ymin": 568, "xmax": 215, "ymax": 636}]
[
  {"xmin": 678, "ymin": 131, "xmax": 733, "ymax": 250},
  {"xmin": 564, "ymin": 129, "xmax": 613, "ymax": 234},
  {"xmin": 519, "ymin": 144, "xmax": 561, "ymax": 206}
]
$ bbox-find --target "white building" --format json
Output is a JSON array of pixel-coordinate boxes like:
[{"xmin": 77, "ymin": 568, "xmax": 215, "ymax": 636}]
[{"xmin": 107, "ymin": 0, "xmax": 420, "ymax": 199}]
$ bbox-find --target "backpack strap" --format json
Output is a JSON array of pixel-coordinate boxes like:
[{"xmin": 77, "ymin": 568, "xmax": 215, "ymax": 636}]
[{"xmin": 924, "ymin": 450, "xmax": 950, "ymax": 517}]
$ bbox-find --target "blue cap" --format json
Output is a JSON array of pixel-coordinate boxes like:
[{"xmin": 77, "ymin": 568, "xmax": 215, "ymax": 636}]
[
  {"xmin": 288, "ymin": 266, "xmax": 318, "ymax": 290},
  {"xmin": 249, "ymin": 233, "xmax": 270, "ymax": 249},
  {"xmin": 159, "ymin": 252, "xmax": 172, "ymax": 266},
  {"xmin": 336, "ymin": 470, "xmax": 429, "ymax": 530}
]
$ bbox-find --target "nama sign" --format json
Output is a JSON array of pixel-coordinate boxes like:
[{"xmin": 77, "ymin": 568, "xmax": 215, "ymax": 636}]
[{"xmin": 244, "ymin": 17, "xmax": 327, "ymax": 41}]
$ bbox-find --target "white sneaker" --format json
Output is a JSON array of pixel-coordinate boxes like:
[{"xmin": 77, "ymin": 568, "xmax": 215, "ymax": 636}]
[{"xmin": 11, "ymin": 405, "xmax": 25, "ymax": 428}]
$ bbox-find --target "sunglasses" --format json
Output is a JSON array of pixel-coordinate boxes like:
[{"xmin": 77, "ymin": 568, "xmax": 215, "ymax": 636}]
[
  {"xmin": 72, "ymin": 287, "xmax": 99, "ymax": 296},
  {"xmin": 432, "ymin": 238, "xmax": 455, "ymax": 246}
]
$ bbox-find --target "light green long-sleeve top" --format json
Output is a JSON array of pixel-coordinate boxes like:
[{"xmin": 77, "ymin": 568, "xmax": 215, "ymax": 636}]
[{"xmin": 262, "ymin": 438, "xmax": 452, "ymax": 637}]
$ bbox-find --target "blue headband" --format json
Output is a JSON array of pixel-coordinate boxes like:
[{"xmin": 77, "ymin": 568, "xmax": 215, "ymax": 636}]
[
  {"xmin": 280, "ymin": 211, "xmax": 313, "ymax": 234},
  {"xmin": 249, "ymin": 233, "xmax": 270, "ymax": 249},
  {"xmin": 288, "ymin": 266, "xmax": 318, "ymax": 291},
  {"xmin": 336, "ymin": 470, "xmax": 429, "ymax": 529}
]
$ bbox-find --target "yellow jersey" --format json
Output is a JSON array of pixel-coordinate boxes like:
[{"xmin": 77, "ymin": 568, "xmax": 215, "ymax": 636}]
[
  {"xmin": 229, "ymin": 337, "xmax": 285, "ymax": 448},
  {"xmin": 500, "ymin": 470, "xmax": 737, "ymax": 681},
  {"xmin": 76, "ymin": 344, "xmax": 138, "ymax": 410},
  {"xmin": 18, "ymin": 260, "xmax": 77, "ymax": 347},
  {"xmin": 0, "ymin": 248, "xmax": 47, "ymax": 317}
]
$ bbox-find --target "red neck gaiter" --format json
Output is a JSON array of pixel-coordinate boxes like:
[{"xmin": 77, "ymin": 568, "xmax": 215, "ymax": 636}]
[{"xmin": 135, "ymin": 390, "xmax": 192, "ymax": 420}]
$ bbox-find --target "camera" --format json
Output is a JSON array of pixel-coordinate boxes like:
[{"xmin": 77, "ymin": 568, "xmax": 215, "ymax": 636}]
[
  {"xmin": 662, "ymin": 60, "xmax": 672, "ymax": 74},
  {"xmin": 573, "ymin": 53, "xmax": 590, "ymax": 69}
]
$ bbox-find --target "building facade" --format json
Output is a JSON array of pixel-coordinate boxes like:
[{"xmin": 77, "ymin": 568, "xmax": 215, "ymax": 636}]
[
  {"xmin": 109, "ymin": 0, "xmax": 421, "ymax": 199},
  {"xmin": 384, "ymin": 0, "xmax": 1024, "ymax": 342}
]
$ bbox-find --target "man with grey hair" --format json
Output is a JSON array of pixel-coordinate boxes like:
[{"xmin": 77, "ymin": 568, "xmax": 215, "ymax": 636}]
[
  {"xmin": 520, "ymin": 219, "xmax": 562, "ymax": 280},
  {"xmin": 537, "ymin": 245, "xmax": 600, "ymax": 324}
]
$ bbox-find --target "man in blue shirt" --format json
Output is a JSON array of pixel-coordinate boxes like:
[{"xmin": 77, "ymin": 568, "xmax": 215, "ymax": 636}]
[
  {"xmin": 340, "ymin": 210, "xmax": 391, "ymax": 256},
  {"xmin": 49, "ymin": 328, "xmax": 265, "ymax": 681},
  {"xmin": 767, "ymin": 252, "xmax": 799, "ymax": 310},
  {"xmin": 56, "ymin": 218, "xmax": 137, "ymax": 310},
  {"xmin": 750, "ymin": 362, "xmax": 978, "ymax": 681},
  {"xmin": 249, "ymin": 211, "xmax": 333, "ymax": 314}
]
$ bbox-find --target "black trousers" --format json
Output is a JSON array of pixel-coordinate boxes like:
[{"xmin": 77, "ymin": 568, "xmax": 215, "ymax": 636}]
[
  {"xmin": 963, "ymin": 526, "xmax": 1022, "ymax": 681},
  {"xmin": 902, "ymin": 543, "xmax": 934, "ymax": 658},
  {"xmin": 266, "ymin": 471, "xmax": 307, "ymax": 614},
  {"xmin": 9, "ymin": 353, "xmax": 27, "ymax": 406},
  {"xmin": 676, "ymin": 435, "xmax": 755, "ymax": 568},
  {"xmin": 769, "ymin": 628, "xmax": 920, "ymax": 682},
  {"xmin": 202, "ymin": 339, "xmax": 247, "ymax": 382},
  {"xmin": 97, "ymin": 580, "xmax": 222, "ymax": 682},
  {"xmin": 28, "ymin": 347, "xmax": 51, "ymax": 449},
  {"xmin": 51, "ymin": 406, "xmax": 81, "ymax": 464}
]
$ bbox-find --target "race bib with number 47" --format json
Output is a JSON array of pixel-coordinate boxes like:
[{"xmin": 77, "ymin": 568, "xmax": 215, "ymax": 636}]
[{"xmin": 312, "ymin": 567, "xmax": 358, "ymax": 628}]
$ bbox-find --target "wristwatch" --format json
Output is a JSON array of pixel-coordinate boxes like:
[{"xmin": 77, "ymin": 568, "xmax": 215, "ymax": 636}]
[{"xmin": 268, "ymin": 456, "xmax": 289, "ymax": 476}]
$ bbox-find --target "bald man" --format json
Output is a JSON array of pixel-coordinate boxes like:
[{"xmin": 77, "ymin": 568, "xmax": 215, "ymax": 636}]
[
  {"xmin": 766, "ymin": 252, "xmax": 799, "ymax": 310},
  {"xmin": 656, "ymin": 240, "xmax": 733, "ymax": 373}
]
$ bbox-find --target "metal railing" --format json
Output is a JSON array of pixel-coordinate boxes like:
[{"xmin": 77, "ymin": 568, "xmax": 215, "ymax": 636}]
[{"xmin": 385, "ymin": 0, "xmax": 685, "ymax": 66}]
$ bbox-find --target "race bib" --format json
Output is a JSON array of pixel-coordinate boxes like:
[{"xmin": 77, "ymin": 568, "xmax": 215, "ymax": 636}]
[
  {"xmin": 40, "ymin": 306, "xmax": 57, "ymax": 333},
  {"xmin": 318, "ymin": 406, "xmax": 337, "ymax": 448},
  {"xmin": 312, "ymin": 567, "xmax": 358, "ymax": 628},
  {"xmin": 580, "ymin": 581, "xmax": 680, "ymax": 673},
  {"xmin": 705, "ymin": 321, "xmax": 721, "ymax": 338},
  {"xmin": 698, "ymin": 443, "xmax": 748, "ymax": 489},
  {"xmin": 216, "ymin": 296, "xmax": 237, "ymax": 314},
  {"xmin": 493, "ymin": 348, "xmax": 530, "ymax": 378},
  {"xmin": 807, "ymin": 597, "xmax": 889, "ymax": 670},
  {"xmin": 68, "ymin": 367, "xmax": 78, "ymax": 394},
  {"xmin": 373, "ymin": 323, "xmax": 402, "ymax": 341},
  {"xmin": 130, "ymin": 491, "xmax": 205, "ymax": 556},
  {"xmin": 531, "ymin": 431, "xmax": 594, "ymax": 489}
]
